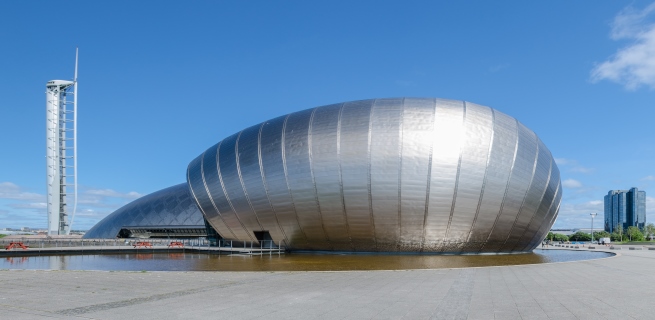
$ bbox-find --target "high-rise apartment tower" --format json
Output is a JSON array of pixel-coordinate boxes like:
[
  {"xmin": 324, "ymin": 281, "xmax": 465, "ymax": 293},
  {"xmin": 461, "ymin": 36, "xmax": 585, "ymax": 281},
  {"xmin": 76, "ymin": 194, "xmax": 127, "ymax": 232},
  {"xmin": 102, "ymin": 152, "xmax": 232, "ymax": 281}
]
[{"xmin": 604, "ymin": 187, "xmax": 646, "ymax": 233}]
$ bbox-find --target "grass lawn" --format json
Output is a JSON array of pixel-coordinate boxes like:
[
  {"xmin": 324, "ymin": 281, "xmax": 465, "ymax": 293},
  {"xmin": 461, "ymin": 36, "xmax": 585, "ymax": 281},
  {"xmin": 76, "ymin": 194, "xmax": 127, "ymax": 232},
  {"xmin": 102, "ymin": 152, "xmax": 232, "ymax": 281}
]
[{"xmin": 613, "ymin": 241, "xmax": 655, "ymax": 245}]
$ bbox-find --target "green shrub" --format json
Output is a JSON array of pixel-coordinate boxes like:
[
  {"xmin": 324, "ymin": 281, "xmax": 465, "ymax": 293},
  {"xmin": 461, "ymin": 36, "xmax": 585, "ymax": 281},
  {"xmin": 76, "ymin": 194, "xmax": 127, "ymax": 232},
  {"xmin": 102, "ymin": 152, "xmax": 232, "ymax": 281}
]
[
  {"xmin": 592, "ymin": 230, "xmax": 610, "ymax": 239},
  {"xmin": 548, "ymin": 233, "xmax": 568, "ymax": 242},
  {"xmin": 569, "ymin": 231, "xmax": 591, "ymax": 241}
]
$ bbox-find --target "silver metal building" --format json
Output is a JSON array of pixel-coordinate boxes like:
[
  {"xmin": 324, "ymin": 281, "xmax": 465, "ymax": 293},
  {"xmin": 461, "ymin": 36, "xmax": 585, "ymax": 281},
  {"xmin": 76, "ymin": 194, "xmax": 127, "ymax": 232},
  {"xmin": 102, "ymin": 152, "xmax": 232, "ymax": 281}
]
[
  {"xmin": 83, "ymin": 183, "xmax": 206, "ymax": 239},
  {"xmin": 187, "ymin": 98, "xmax": 561, "ymax": 253},
  {"xmin": 86, "ymin": 97, "xmax": 561, "ymax": 253}
]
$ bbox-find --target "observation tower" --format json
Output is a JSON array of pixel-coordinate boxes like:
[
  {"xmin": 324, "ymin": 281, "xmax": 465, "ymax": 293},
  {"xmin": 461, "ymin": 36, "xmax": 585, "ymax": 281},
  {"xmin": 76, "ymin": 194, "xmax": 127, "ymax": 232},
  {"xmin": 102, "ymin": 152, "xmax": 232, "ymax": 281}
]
[{"xmin": 45, "ymin": 49, "xmax": 78, "ymax": 235}]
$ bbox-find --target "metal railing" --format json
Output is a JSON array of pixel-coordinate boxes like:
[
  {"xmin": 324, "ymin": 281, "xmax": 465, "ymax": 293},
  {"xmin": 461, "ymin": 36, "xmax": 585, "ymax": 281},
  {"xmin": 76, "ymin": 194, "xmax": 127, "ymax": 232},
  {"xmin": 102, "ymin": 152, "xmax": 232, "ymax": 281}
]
[
  {"xmin": 0, "ymin": 238, "xmax": 285, "ymax": 253},
  {"xmin": 209, "ymin": 239, "xmax": 285, "ymax": 254}
]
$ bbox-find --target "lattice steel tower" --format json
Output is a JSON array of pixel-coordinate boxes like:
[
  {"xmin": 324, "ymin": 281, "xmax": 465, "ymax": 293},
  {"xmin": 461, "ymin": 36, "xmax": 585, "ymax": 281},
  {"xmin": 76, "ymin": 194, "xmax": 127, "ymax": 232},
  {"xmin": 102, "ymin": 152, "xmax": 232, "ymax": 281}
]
[{"xmin": 45, "ymin": 49, "xmax": 78, "ymax": 235}]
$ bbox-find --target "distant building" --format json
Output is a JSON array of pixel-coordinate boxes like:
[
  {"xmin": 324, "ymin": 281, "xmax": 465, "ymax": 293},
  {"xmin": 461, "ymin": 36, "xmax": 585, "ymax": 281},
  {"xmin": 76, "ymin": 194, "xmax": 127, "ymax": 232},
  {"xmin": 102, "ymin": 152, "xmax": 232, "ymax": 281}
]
[{"xmin": 604, "ymin": 188, "xmax": 646, "ymax": 233}]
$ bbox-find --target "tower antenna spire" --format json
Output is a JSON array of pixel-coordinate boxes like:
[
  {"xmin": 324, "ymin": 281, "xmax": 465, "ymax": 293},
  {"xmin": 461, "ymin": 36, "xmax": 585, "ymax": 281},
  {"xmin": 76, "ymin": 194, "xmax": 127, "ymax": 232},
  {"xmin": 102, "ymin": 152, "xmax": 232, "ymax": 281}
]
[{"xmin": 69, "ymin": 48, "xmax": 79, "ymax": 234}]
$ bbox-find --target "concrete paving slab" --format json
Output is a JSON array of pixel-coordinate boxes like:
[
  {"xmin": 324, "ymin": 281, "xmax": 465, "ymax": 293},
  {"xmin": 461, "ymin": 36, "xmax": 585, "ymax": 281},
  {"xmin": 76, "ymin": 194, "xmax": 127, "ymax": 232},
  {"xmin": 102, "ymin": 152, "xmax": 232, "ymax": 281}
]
[{"xmin": 1, "ymin": 248, "xmax": 654, "ymax": 319}]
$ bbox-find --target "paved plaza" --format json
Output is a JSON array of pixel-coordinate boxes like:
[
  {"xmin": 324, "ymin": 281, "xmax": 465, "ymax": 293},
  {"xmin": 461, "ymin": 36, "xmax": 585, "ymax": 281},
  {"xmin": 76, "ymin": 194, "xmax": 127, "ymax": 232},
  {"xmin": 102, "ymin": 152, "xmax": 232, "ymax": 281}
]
[{"xmin": 0, "ymin": 247, "xmax": 653, "ymax": 319}]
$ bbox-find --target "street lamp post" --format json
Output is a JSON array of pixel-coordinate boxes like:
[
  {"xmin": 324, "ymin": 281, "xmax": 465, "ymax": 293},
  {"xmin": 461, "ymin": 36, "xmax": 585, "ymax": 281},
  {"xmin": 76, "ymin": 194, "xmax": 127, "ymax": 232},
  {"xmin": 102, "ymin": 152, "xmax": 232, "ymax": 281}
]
[{"xmin": 590, "ymin": 213, "xmax": 597, "ymax": 244}]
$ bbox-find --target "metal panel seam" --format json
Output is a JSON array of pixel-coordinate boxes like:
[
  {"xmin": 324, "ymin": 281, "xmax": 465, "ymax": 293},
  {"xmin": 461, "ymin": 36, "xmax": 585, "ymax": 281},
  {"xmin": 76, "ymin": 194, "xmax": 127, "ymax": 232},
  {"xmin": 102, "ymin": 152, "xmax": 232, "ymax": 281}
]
[
  {"xmin": 235, "ymin": 129, "xmax": 264, "ymax": 231},
  {"xmin": 465, "ymin": 107, "xmax": 495, "ymax": 243},
  {"xmin": 442, "ymin": 101, "xmax": 467, "ymax": 246},
  {"xmin": 533, "ymin": 188, "xmax": 562, "ymax": 248},
  {"xmin": 257, "ymin": 122, "xmax": 289, "ymax": 245},
  {"xmin": 512, "ymin": 151, "xmax": 552, "ymax": 251},
  {"xmin": 281, "ymin": 113, "xmax": 310, "ymax": 245},
  {"xmin": 551, "ymin": 194, "xmax": 562, "ymax": 226},
  {"xmin": 186, "ymin": 160, "xmax": 202, "ymax": 213},
  {"xmin": 366, "ymin": 100, "xmax": 378, "ymax": 250},
  {"xmin": 523, "ymin": 171, "xmax": 561, "ymax": 251},
  {"xmin": 419, "ymin": 98, "xmax": 437, "ymax": 252},
  {"xmin": 336, "ymin": 103, "xmax": 354, "ymax": 250},
  {"xmin": 396, "ymin": 98, "xmax": 405, "ymax": 250},
  {"xmin": 200, "ymin": 148, "xmax": 237, "ymax": 239},
  {"xmin": 216, "ymin": 132, "xmax": 255, "ymax": 241},
  {"xmin": 478, "ymin": 118, "xmax": 520, "ymax": 252},
  {"xmin": 307, "ymin": 107, "xmax": 332, "ymax": 247},
  {"xmin": 186, "ymin": 156, "xmax": 212, "ymax": 230},
  {"xmin": 501, "ymin": 132, "xmax": 540, "ymax": 247}
]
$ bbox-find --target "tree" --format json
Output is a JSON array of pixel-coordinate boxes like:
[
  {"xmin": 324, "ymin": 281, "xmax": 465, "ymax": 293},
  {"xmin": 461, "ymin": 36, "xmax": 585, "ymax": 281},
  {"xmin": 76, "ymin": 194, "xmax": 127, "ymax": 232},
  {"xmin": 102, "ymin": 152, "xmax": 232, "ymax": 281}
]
[
  {"xmin": 610, "ymin": 231, "xmax": 623, "ymax": 242},
  {"xmin": 593, "ymin": 230, "xmax": 610, "ymax": 239},
  {"xmin": 626, "ymin": 226, "xmax": 645, "ymax": 242},
  {"xmin": 551, "ymin": 233, "xmax": 568, "ymax": 242},
  {"xmin": 569, "ymin": 231, "xmax": 591, "ymax": 242},
  {"xmin": 644, "ymin": 223, "xmax": 655, "ymax": 241},
  {"xmin": 613, "ymin": 225, "xmax": 624, "ymax": 242}
]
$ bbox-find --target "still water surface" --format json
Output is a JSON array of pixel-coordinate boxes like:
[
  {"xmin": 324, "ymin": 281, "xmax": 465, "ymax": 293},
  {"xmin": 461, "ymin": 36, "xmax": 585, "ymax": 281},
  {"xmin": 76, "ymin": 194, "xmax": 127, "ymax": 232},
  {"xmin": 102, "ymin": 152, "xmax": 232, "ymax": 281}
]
[{"xmin": 0, "ymin": 249, "xmax": 612, "ymax": 271}]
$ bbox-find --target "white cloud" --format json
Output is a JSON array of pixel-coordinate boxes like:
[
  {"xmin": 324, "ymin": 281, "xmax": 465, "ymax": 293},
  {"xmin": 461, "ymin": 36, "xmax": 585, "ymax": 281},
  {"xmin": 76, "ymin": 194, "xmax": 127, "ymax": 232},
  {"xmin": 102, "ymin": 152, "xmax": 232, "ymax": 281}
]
[
  {"xmin": 7, "ymin": 202, "xmax": 47, "ymax": 209},
  {"xmin": 554, "ymin": 158, "xmax": 593, "ymax": 173},
  {"xmin": 553, "ymin": 200, "xmax": 604, "ymax": 228},
  {"xmin": 641, "ymin": 175, "xmax": 655, "ymax": 181},
  {"xmin": 85, "ymin": 189, "xmax": 142, "ymax": 199},
  {"xmin": 560, "ymin": 200, "xmax": 604, "ymax": 214},
  {"xmin": 610, "ymin": 3, "xmax": 655, "ymax": 39},
  {"xmin": 554, "ymin": 158, "xmax": 572, "ymax": 165},
  {"xmin": 0, "ymin": 182, "xmax": 143, "ymax": 230},
  {"xmin": 562, "ymin": 179, "xmax": 583, "ymax": 188},
  {"xmin": 0, "ymin": 182, "xmax": 45, "ymax": 202},
  {"xmin": 591, "ymin": 2, "xmax": 655, "ymax": 90}
]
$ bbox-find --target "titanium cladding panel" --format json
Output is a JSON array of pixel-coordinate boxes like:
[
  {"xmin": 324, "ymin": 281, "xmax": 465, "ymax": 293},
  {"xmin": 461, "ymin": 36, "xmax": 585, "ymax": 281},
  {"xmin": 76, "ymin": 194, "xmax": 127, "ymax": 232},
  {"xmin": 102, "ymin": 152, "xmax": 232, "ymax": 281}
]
[{"xmin": 187, "ymin": 98, "xmax": 561, "ymax": 253}]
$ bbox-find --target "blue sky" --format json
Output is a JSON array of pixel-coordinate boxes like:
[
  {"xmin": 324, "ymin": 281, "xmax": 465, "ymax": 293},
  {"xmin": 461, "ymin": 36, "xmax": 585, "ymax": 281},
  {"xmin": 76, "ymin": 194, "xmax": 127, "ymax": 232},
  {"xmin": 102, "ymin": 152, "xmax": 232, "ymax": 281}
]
[{"xmin": 1, "ymin": 1, "xmax": 654, "ymax": 230}]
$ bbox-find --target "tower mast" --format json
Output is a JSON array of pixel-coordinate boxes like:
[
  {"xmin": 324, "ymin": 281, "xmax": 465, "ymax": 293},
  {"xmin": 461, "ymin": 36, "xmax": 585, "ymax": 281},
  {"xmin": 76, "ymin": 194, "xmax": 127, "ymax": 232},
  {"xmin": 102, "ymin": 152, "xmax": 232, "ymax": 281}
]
[{"xmin": 45, "ymin": 48, "xmax": 78, "ymax": 235}]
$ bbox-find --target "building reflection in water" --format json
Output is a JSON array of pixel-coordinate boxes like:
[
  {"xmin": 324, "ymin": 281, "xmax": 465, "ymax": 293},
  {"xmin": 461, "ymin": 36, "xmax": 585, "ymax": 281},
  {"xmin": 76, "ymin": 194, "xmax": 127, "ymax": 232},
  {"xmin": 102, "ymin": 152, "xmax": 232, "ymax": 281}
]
[
  {"xmin": 0, "ymin": 250, "xmax": 612, "ymax": 272},
  {"xmin": 5, "ymin": 257, "xmax": 28, "ymax": 264},
  {"xmin": 49, "ymin": 255, "xmax": 67, "ymax": 270},
  {"xmin": 135, "ymin": 254, "xmax": 154, "ymax": 260}
]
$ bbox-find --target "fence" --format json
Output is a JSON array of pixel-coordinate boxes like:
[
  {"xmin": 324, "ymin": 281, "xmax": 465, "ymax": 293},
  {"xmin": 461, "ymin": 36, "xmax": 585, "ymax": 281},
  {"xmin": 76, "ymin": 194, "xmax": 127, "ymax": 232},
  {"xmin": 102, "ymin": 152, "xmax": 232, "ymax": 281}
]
[{"xmin": 0, "ymin": 238, "xmax": 284, "ymax": 253}]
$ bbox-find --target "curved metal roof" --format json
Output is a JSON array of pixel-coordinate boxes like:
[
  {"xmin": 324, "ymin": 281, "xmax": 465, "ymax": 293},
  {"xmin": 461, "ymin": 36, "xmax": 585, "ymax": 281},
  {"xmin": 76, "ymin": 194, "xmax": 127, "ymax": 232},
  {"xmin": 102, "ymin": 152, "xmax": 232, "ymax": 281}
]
[{"xmin": 83, "ymin": 183, "xmax": 205, "ymax": 239}]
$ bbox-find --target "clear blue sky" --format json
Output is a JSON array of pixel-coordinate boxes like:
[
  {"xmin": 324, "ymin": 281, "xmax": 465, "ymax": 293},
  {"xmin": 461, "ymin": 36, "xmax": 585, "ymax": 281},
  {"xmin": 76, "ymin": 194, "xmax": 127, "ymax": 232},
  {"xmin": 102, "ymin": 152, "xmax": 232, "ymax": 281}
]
[{"xmin": 1, "ymin": 1, "xmax": 654, "ymax": 230}]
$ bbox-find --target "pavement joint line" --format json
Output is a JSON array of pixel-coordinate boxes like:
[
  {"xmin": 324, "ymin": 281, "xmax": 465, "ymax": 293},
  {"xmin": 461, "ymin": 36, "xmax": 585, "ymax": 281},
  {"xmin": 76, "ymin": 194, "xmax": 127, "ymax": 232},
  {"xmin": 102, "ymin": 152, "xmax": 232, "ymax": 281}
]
[
  {"xmin": 0, "ymin": 303, "xmax": 71, "ymax": 319},
  {"xmin": 54, "ymin": 280, "xmax": 249, "ymax": 316},
  {"xmin": 58, "ymin": 289, "xmax": 215, "ymax": 316},
  {"xmin": 583, "ymin": 259, "xmax": 653, "ymax": 277},
  {"xmin": 507, "ymin": 266, "xmax": 549, "ymax": 318},
  {"xmin": 430, "ymin": 268, "xmax": 475, "ymax": 320},
  {"xmin": 590, "ymin": 295, "xmax": 639, "ymax": 320}
]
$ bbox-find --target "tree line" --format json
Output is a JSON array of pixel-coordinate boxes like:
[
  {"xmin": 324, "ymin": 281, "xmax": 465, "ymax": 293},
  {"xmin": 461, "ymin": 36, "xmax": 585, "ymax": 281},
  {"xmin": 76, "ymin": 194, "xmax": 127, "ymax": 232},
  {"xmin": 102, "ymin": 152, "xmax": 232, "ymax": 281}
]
[{"xmin": 546, "ymin": 223, "xmax": 655, "ymax": 243}]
